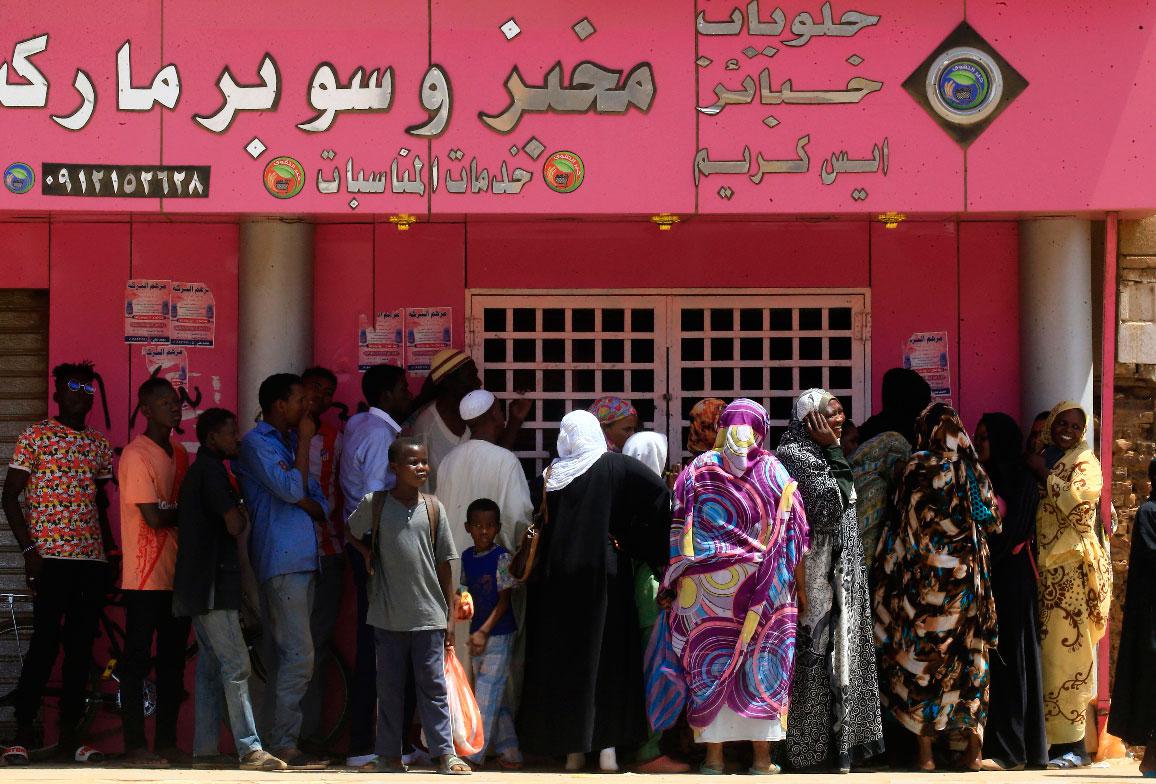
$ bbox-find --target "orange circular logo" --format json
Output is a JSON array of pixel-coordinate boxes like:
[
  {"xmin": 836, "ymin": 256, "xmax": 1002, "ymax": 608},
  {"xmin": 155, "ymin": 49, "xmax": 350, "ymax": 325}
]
[{"xmin": 263, "ymin": 156, "xmax": 305, "ymax": 199}]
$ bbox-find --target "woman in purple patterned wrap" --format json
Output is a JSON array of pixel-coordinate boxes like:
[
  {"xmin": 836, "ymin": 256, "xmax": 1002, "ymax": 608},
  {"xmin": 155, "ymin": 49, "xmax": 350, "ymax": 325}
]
[{"xmin": 660, "ymin": 398, "xmax": 809, "ymax": 775}]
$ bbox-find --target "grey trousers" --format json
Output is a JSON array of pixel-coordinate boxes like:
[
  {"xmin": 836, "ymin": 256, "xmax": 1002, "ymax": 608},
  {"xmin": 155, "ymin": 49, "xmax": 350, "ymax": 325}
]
[
  {"xmin": 374, "ymin": 628, "xmax": 454, "ymax": 759},
  {"xmin": 259, "ymin": 571, "xmax": 316, "ymax": 750}
]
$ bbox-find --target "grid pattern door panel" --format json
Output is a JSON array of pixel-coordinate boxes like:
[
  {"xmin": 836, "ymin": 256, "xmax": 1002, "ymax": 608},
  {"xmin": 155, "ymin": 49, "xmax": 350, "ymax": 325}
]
[
  {"xmin": 472, "ymin": 296, "xmax": 669, "ymax": 477},
  {"xmin": 671, "ymin": 295, "xmax": 866, "ymax": 462},
  {"xmin": 470, "ymin": 292, "xmax": 867, "ymax": 475}
]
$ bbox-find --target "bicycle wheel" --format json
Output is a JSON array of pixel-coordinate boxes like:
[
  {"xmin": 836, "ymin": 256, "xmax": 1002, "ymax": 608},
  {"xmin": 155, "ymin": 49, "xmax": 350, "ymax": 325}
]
[
  {"xmin": 247, "ymin": 640, "xmax": 351, "ymax": 751},
  {"xmin": 303, "ymin": 641, "xmax": 352, "ymax": 750},
  {"xmin": 0, "ymin": 623, "xmax": 99, "ymax": 758}
]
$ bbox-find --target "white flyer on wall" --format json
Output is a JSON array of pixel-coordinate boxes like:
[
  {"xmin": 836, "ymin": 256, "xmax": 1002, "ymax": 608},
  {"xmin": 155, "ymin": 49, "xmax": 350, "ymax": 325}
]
[{"xmin": 903, "ymin": 331, "xmax": 952, "ymax": 403}]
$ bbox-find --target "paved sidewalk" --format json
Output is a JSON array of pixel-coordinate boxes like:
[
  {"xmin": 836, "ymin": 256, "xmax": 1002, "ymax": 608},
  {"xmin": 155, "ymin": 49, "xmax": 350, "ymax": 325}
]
[{"xmin": 0, "ymin": 758, "xmax": 1141, "ymax": 783}]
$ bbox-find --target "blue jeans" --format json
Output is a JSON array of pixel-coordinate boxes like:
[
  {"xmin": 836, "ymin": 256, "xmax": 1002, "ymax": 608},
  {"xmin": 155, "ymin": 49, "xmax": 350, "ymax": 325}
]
[
  {"xmin": 192, "ymin": 609, "xmax": 262, "ymax": 759},
  {"xmin": 260, "ymin": 571, "xmax": 316, "ymax": 750}
]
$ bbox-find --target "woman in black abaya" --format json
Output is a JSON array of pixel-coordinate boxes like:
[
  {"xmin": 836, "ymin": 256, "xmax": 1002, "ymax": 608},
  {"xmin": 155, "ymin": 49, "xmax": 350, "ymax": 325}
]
[
  {"xmin": 974, "ymin": 412, "xmax": 1048, "ymax": 770},
  {"xmin": 517, "ymin": 410, "xmax": 672, "ymax": 772}
]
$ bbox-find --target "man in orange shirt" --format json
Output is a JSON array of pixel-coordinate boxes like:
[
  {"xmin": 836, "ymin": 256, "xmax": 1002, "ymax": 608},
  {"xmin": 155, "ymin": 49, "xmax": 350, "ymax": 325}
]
[{"xmin": 117, "ymin": 378, "xmax": 189, "ymax": 767}]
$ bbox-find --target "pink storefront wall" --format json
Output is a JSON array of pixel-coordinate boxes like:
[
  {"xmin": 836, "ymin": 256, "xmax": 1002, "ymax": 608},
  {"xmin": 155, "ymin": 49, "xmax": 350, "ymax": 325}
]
[
  {"xmin": 0, "ymin": 216, "xmax": 1018, "ymax": 749},
  {"xmin": 0, "ymin": 1, "xmax": 1155, "ymax": 215}
]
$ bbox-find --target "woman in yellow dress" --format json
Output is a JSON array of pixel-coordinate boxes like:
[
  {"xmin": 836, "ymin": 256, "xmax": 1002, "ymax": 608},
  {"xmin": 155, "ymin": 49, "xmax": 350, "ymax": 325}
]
[{"xmin": 1027, "ymin": 401, "xmax": 1111, "ymax": 768}]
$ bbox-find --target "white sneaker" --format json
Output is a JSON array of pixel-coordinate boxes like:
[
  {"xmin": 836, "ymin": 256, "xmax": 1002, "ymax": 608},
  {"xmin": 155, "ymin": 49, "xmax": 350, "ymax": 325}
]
[
  {"xmin": 346, "ymin": 753, "xmax": 378, "ymax": 767},
  {"xmin": 403, "ymin": 749, "xmax": 433, "ymax": 767}
]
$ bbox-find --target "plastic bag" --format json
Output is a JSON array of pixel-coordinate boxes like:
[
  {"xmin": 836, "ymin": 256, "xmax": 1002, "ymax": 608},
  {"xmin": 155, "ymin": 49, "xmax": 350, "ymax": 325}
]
[{"xmin": 444, "ymin": 648, "xmax": 484, "ymax": 756}]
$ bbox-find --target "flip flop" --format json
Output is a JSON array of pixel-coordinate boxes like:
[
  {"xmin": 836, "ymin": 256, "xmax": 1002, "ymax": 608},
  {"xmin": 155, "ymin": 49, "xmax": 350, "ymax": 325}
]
[
  {"xmin": 360, "ymin": 758, "xmax": 408, "ymax": 773},
  {"xmin": 699, "ymin": 763, "xmax": 725, "ymax": 775},
  {"xmin": 3, "ymin": 746, "xmax": 29, "ymax": 766}
]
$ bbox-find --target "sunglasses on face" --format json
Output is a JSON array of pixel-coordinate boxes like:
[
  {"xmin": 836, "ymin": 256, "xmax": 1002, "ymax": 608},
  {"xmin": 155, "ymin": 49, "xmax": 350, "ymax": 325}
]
[{"xmin": 66, "ymin": 380, "xmax": 95, "ymax": 395}]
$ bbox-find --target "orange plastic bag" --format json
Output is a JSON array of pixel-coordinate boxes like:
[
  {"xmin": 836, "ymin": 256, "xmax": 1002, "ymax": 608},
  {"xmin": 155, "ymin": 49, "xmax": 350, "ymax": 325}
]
[{"xmin": 444, "ymin": 648, "xmax": 484, "ymax": 756}]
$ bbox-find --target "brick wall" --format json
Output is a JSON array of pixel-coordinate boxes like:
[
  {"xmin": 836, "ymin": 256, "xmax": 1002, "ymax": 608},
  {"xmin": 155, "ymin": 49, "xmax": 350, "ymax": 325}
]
[{"xmin": 1110, "ymin": 217, "xmax": 1156, "ymax": 683}]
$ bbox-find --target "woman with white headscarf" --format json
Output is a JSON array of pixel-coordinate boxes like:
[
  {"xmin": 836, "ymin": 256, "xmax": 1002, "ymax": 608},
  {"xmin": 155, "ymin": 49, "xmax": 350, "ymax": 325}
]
[
  {"xmin": 517, "ymin": 412, "xmax": 673, "ymax": 772},
  {"xmin": 776, "ymin": 390, "xmax": 884, "ymax": 772}
]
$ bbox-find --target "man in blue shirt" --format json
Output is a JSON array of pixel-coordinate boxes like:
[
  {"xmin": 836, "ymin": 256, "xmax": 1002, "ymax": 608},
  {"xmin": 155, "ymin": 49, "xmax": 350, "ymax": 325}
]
[
  {"xmin": 235, "ymin": 373, "xmax": 328, "ymax": 770},
  {"xmin": 337, "ymin": 363, "xmax": 411, "ymax": 767}
]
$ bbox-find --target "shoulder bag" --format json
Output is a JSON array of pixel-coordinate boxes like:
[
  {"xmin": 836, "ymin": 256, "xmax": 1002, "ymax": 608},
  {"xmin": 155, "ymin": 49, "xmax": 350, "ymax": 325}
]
[{"xmin": 508, "ymin": 466, "xmax": 551, "ymax": 582}]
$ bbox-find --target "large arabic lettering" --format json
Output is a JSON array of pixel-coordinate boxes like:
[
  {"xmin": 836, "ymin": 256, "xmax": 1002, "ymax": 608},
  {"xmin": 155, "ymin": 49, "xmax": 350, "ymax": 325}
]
[
  {"xmin": 695, "ymin": 1, "xmax": 889, "ymax": 201},
  {"xmin": 0, "ymin": 34, "xmax": 654, "ymax": 138}
]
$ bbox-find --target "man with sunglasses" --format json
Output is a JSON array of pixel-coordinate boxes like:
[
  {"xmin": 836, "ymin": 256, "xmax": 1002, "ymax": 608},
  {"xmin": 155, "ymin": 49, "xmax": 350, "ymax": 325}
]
[{"xmin": 1, "ymin": 362, "xmax": 117, "ymax": 764}]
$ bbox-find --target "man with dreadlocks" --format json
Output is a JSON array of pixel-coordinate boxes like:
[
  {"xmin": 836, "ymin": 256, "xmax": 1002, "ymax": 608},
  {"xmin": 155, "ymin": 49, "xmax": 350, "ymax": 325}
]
[{"xmin": 1, "ymin": 362, "xmax": 117, "ymax": 765}]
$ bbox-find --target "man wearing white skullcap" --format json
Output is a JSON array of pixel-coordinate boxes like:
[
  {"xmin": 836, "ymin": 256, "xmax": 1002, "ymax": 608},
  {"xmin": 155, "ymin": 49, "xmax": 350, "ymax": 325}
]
[
  {"xmin": 436, "ymin": 389, "xmax": 533, "ymax": 768},
  {"xmin": 458, "ymin": 389, "xmax": 496, "ymax": 423}
]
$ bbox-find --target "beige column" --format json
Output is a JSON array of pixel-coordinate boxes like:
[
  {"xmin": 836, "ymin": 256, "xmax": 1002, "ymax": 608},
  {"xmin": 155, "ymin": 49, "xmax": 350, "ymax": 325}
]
[
  {"xmin": 238, "ymin": 220, "xmax": 314, "ymax": 422},
  {"xmin": 1020, "ymin": 218, "xmax": 1095, "ymax": 429}
]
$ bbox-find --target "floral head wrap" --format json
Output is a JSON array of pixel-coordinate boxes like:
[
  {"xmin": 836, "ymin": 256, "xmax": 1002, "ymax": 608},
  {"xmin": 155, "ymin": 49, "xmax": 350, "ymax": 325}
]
[
  {"xmin": 687, "ymin": 398, "xmax": 726, "ymax": 454},
  {"xmin": 589, "ymin": 396, "xmax": 638, "ymax": 425}
]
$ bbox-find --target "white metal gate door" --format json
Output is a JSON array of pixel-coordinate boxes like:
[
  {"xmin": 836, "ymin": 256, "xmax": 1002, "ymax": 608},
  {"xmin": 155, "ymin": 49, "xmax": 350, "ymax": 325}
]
[
  {"xmin": 469, "ymin": 295, "xmax": 669, "ymax": 476},
  {"xmin": 469, "ymin": 291, "xmax": 868, "ymax": 475},
  {"xmin": 669, "ymin": 294, "xmax": 867, "ymax": 464}
]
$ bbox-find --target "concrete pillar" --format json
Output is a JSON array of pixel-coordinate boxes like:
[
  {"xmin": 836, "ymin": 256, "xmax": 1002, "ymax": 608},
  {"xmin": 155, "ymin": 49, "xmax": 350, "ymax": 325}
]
[
  {"xmin": 1020, "ymin": 218, "xmax": 1095, "ymax": 432},
  {"xmin": 238, "ymin": 220, "xmax": 314, "ymax": 421}
]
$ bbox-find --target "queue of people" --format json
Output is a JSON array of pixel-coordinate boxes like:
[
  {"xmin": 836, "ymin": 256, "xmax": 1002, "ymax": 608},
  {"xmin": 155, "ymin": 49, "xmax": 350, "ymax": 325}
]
[{"xmin": 1, "ymin": 353, "xmax": 1151, "ymax": 775}]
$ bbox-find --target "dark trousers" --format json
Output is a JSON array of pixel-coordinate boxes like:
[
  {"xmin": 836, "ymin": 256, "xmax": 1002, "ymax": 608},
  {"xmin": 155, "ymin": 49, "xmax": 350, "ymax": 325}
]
[
  {"xmin": 374, "ymin": 629, "xmax": 453, "ymax": 759},
  {"xmin": 14, "ymin": 559, "xmax": 108, "ymax": 748},
  {"xmin": 119, "ymin": 589, "xmax": 191, "ymax": 751},
  {"xmin": 347, "ymin": 545, "xmax": 417, "ymax": 757},
  {"xmin": 302, "ymin": 553, "xmax": 345, "ymax": 742},
  {"xmin": 346, "ymin": 544, "xmax": 377, "ymax": 755}
]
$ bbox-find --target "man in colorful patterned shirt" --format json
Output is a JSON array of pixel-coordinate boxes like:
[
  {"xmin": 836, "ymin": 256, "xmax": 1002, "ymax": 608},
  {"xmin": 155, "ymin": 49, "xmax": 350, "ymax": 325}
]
[{"xmin": 1, "ymin": 362, "xmax": 116, "ymax": 765}]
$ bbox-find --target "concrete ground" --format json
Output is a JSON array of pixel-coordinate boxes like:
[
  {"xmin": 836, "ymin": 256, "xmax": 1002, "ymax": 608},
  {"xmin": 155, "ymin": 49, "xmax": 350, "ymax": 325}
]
[{"xmin": 0, "ymin": 758, "xmax": 1142, "ymax": 783}]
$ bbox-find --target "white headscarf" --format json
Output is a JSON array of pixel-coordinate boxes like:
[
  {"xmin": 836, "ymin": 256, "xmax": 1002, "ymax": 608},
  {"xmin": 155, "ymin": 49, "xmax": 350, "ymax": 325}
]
[
  {"xmin": 793, "ymin": 387, "xmax": 833, "ymax": 422},
  {"xmin": 545, "ymin": 410, "xmax": 608, "ymax": 491},
  {"xmin": 623, "ymin": 431, "xmax": 668, "ymax": 478}
]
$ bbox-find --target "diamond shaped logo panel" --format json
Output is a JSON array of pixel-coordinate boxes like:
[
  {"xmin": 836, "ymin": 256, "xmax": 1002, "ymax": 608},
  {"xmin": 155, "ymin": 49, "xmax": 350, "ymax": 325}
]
[{"xmin": 903, "ymin": 21, "xmax": 1028, "ymax": 147}]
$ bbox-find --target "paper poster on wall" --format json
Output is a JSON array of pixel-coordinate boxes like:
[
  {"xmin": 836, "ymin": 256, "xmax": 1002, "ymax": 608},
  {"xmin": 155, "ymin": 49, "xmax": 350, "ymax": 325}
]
[
  {"xmin": 357, "ymin": 310, "xmax": 404, "ymax": 371},
  {"xmin": 170, "ymin": 282, "xmax": 216, "ymax": 347},
  {"xmin": 142, "ymin": 345, "xmax": 189, "ymax": 389},
  {"xmin": 124, "ymin": 279, "xmax": 171, "ymax": 343},
  {"xmin": 405, "ymin": 307, "xmax": 453, "ymax": 376},
  {"xmin": 903, "ymin": 331, "xmax": 952, "ymax": 403}
]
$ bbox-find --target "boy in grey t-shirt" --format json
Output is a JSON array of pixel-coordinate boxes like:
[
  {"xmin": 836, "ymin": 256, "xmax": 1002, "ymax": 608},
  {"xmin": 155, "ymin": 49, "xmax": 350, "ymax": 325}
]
[{"xmin": 347, "ymin": 439, "xmax": 469, "ymax": 775}]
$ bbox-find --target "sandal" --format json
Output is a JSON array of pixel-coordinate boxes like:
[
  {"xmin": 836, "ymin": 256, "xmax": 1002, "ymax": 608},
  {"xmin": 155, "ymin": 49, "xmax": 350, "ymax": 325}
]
[
  {"xmin": 700, "ymin": 763, "xmax": 726, "ymax": 775},
  {"xmin": 438, "ymin": 754, "xmax": 472, "ymax": 775},
  {"xmin": 360, "ymin": 758, "xmax": 408, "ymax": 773},
  {"xmin": 748, "ymin": 763, "xmax": 781, "ymax": 775},
  {"xmin": 3, "ymin": 746, "xmax": 29, "ymax": 766}
]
